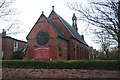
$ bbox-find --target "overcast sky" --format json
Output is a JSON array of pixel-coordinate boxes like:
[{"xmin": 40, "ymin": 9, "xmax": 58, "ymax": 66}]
[{"xmin": 2, "ymin": 0, "xmax": 99, "ymax": 49}]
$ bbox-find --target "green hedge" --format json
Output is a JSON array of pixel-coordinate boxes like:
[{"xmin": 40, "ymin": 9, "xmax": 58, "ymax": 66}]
[
  {"xmin": 2, "ymin": 60, "xmax": 120, "ymax": 70},
  {"xmin": 12, "ymin": 53, "xmax": 23, "ymax": 60}
]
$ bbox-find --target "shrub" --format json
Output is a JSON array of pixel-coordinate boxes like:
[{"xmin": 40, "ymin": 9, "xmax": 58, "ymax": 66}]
[
  {"xmin": 12, "ymin": 52, "xmax": 23, "ymax": 60},
  {"xmin": 2, "ymin": 60, "xmax": 120, "ymax": 70}
]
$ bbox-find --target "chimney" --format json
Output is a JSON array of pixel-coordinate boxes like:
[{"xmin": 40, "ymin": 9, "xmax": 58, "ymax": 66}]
[
  {"xmin": 2, "ymin": 29, "xmax": 6, "ymax": 37},
  {"xmin": 72, "ymin": 13, "xmax": 78, "ymax": 31}
]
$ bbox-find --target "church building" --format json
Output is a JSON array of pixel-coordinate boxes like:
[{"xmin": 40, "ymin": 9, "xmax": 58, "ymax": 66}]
[{"xmin": 24, "ymin": 6, "xmax": 89, "ymax": 60}]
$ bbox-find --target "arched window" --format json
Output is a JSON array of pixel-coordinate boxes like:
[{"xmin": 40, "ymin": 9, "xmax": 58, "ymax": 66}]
[{"xmin": 77, "ymin": 45, "xmax": 79, "ymax": 52}]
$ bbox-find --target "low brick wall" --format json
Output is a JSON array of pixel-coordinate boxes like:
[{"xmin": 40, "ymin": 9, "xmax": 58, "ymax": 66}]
[{"xmin": 2, "ymin": 68, "xmax": 120, "ymax": 79}]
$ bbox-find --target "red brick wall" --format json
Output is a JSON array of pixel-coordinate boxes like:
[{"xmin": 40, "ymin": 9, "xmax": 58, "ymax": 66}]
[
  {"xmin": 25, "ymin": 20, "xmax": 68, "ymax": 60},
  {"xmin": 25, "ymin": 11, "xmax": 89, "ymax": 60},
  {"xmin": 25, "ymin": 38, "xmax": 68, "ymax": 60},
  {"xmin": 49, "ymin": 11, "xmax": 71, "ymax": 38},
  {"xmin": 68, "ymin": 39, "xmax": 74, "ymax": 60},
  {"xmin": 2, "ymin": 68, "xmax": 119, "ymax": 79},
  {"xmin": 69, "ymin": 39, "xmax": 89, "ymax": 60},
  {"xmin": 53, "ymin": 19, "xmax": 71, "ymax": 38},
  {"xmin": 2, "ymin": 37, "xmax": 26, "ymax": 60},
  {"xmin": 49, "ymin": 11, "xmax": 89, "ymax": 60},
  {"xmin": 18, "ymin": 41, "xmax": 26, "ymax": 49},
  {"xmin": 27, "ymin": 22, "xmax": 58, "ymax": 39},
  {"xmin": 25, "ymin": 20, "xmax": 58, "ymax": 59},
  {"xmin": 49, "ymin": 11, "xmax": 58, "ymax": 19},
  {"xmin": 2, "ymin": 38, "xmax": 13, "ymax": 60},
  {"xmin": 73, "ymin": 39, "xmax": 89, "ymax": 60},
  {"xmin": 48, "ymin": 38, "xmax": 68, "ymax": 60}
]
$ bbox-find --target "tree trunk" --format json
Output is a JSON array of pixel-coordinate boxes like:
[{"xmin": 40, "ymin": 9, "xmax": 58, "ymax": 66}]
[
  {"xmin": 106, "ymin": 50, "xmax": 109, "ymax": 60},
  {"xmin": 118, "ymin": 37, "xmax": 120, "ymax": 80},
  {"xmin": 118, "ymin": 37, "xmax": 120, "ymax": 60},
  {"xmin": 118, "ymin": 1, "xmax": 120, "ymax": 60}
]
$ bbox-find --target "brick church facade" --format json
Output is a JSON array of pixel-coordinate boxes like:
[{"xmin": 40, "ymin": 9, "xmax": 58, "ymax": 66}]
[{"xmin": 24, "ymin": 6, "xmax": 89, "ymax": 60}]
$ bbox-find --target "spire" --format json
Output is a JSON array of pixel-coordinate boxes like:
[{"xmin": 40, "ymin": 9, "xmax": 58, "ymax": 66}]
[
  {"xmin": 72, "ymin": 13, "xmax": 78, "ymax": 31},
  {"xmin": 72, "ymin": 13, "xmax": 77, "ymax": 21}
]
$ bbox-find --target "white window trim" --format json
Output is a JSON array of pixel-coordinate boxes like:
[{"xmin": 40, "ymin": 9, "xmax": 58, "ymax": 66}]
[{"xmin": 13, "ymin": 41, "xmax": 18, "ymax": 52}]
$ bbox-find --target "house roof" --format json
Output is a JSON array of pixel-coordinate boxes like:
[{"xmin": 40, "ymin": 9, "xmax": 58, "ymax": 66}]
[
  {"xmin": 16, "ymin": 44, "xmax": 28, "ymax": 53},
  {"xmin": 2, "ymin": 36, "xmax": 27, "ymax": 43},
  {"xmin": 55, "ymin": 12, "xmax": 88, "ymax": 46}
]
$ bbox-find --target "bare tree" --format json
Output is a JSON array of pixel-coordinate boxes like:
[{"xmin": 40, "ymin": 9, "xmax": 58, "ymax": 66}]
[
  {"xmin": 94, "ymin": 28, "xmax": 117, "ymax": 59},
  {"xmin": 0, "ymin": 0, "xmax": 15, "ymax": 18},
  {"xmin": 97, "ymin": 46, "xmax": 119, "ymax": 60},
  {"xmin": 0, "ymin": 0, "xmax": 22, "ymax": 35},
  {"xmin": 68, "ymin": 0, "xmax": 120, "ymax": 59}
]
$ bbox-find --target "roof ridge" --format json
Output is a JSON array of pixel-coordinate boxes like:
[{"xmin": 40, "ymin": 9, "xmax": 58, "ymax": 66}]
[{"xmin": 56, "ymin": 13, "xmax": 76, "ymax": 37}]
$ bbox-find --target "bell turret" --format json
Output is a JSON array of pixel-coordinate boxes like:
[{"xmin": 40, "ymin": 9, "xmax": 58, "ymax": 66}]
[{"xmin": 72, "ymin": 13, "xmax": 78, "ymax": 31}]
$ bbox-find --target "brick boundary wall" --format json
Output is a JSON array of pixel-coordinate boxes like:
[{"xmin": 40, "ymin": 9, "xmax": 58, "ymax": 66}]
[{"xmin": 2, "ymin": 68, "xmax": 120, "ymax": 79}]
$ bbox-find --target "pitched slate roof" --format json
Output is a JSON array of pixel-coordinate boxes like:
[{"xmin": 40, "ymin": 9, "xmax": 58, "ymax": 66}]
[
  {"xmin": 16, "ymin": 44, "xmax": 28, "ymax": 53},
  {"xmin": 26, "ymin": 10, "xmax": 88, "ymax": 46},
  {"xmin": 55, "ymin": 12, "xmax": 88, "ymax": 46},
  {"xmin": 48, "ymin": 19, "xmax": 68, "ymax": 40},
  {"xmin": 26, "ymin": 13, "xmax": 68, "ymax": 41},
  {"xmin": 2, "ymin": 36, "xmax": 27, "ymax": 43}
]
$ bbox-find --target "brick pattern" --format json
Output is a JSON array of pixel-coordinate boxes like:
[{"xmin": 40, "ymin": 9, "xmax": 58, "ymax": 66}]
[
  {"xmin": 25, "ymin": 10, "xmax": 89, "ymax": 60},
  {"xmin": 2, "ymin": 68, "xmax": 119, "ymax": 79},
  {"xmin": 2, "ymin": 37, "xmax": 26, "ymax": 60},
  {"xmin": 25, "ymin": 17, "xmax": 69, "ymax": 60},
  {"xmin": 68, "ymin": 39, "xmax": 89, "ymax": 60}
]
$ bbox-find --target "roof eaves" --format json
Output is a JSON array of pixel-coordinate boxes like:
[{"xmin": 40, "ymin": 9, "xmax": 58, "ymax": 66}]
[
  {"xmin": 72, "ymin": 36, "xmax": 88, "ymax": 46},
  {"xmin": 2, "ymin": 36, "xmax": 27, "ymax": 43}
]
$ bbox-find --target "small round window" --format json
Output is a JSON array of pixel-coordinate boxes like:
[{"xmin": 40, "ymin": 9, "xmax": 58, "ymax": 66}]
[{"xmin": 36, "ymin": 30, "xmax": 49, "ymax": 45}]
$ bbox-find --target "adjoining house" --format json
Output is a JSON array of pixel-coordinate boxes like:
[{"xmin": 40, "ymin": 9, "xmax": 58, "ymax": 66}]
[
  {"xmin": 1, "ymin": 29, "xmax": 27, "ymax": 60},
  {"xmin": 89, "ymin": 47, "xmax": 99, "ymax": 60},
  {"xmin": 24, "ymin": 6, "xmax": 89, "ymax": 60}
]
